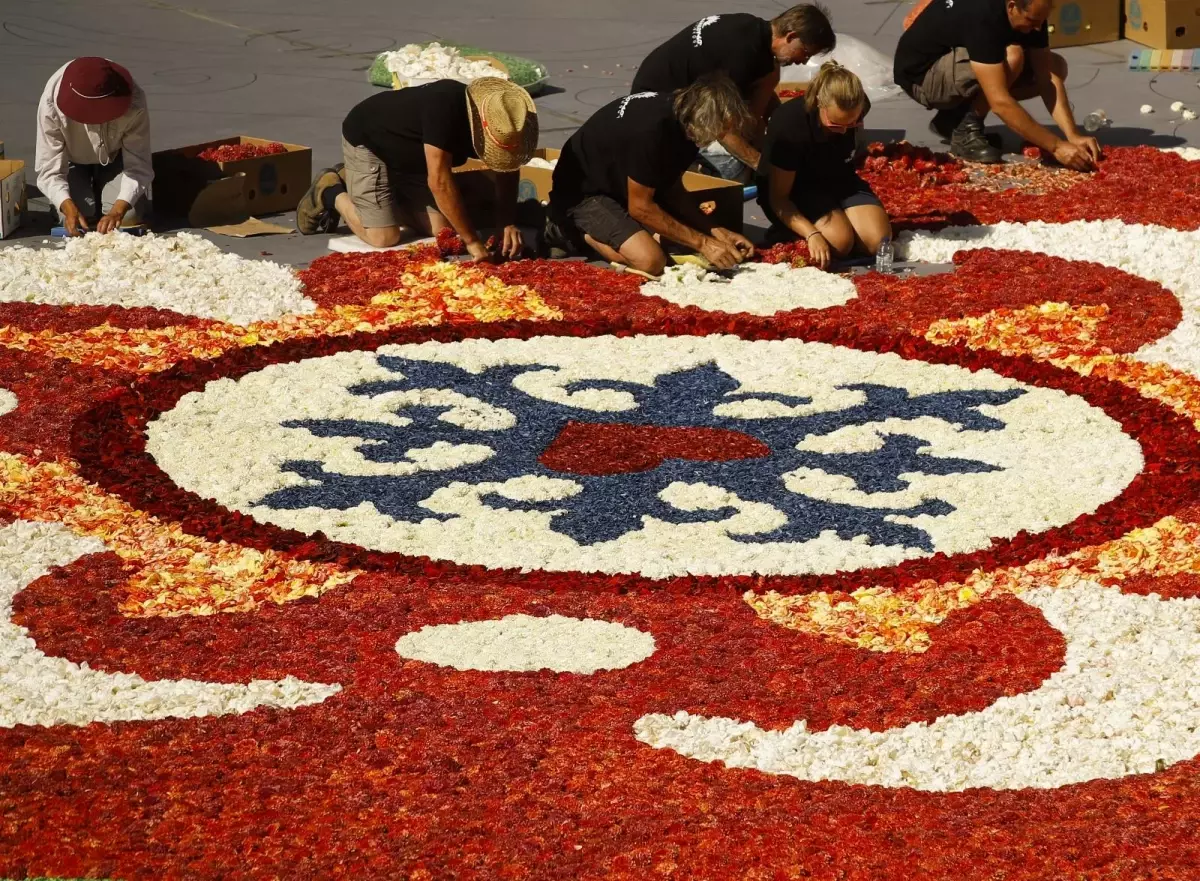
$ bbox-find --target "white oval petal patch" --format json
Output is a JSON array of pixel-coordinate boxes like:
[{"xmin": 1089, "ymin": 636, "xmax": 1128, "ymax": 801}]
[{"xmin": 395, "ymin": 614, "xmax": 655, "ymax": 673}]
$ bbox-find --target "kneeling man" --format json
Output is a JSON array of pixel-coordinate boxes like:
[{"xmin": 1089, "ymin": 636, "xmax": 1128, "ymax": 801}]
[
  {"xmin": 894, "ymin": 0, "xmax": 1099, "ymax": 169},
  {"xmin": 300, "ymin": 77, "xmax": 537, "ymax": 261},
  {"xmin": 35, "ymin": 57, "xmax": 153, "ymax": 236},
  {"xmin": 545, "ymin": 74, "xmax": 756, "ymax": 276}
]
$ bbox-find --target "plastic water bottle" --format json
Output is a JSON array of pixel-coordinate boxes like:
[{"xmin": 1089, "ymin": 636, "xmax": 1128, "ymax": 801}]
[
  {"xmin": 1082, "ymin": 110, "xmax": 1110, "ymax": 133},
  {"xmin": 875, "ymin": 236, "xmax": 894, "ymax": 274}
]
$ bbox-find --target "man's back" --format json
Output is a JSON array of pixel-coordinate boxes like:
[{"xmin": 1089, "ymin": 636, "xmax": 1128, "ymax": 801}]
[{"xmin": 631, "ymin": 13, "xmax": 775, "ymax": 95}]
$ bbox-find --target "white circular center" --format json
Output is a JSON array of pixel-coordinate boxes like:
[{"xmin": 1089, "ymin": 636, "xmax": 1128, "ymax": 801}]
[
  {"xmin": 147, "ymin": 334, "xmax": 1143, "ymax": 579},
  {"xmin": 640, "ymin": 263, "xmax": 858, "ymax": 315},
  {"xmin": 395, "ymin": 614, "xmax": 655, "ymax": 673}
]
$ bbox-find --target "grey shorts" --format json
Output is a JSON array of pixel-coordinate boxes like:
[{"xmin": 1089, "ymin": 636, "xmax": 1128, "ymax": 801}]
[
  {"xmin": 548, "ymin": 194, "xmax": 645, "ymax": 254},
  {"xmin": 340, "ymin": 136, "xmax": 435, "ymax": 229},
  {"xmin": 908, "ymin": 47, "xmax": 1039, "ymax": 110}
]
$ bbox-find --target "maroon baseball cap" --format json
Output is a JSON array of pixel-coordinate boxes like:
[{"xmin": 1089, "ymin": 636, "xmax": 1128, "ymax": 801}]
[{"xmin": 56, "ymin": 57, "xmax": 134, "ymax": 124}]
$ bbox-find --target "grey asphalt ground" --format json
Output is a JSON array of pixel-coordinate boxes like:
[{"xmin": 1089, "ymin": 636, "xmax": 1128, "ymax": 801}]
[{"xmin": 0, "ymin": 0, "xmax": 1197, "ymax": 266}]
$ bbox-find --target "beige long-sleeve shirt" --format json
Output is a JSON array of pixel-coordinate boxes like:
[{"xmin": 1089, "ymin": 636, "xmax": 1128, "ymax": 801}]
[{"xmin": 34, "ymin": 61, "xmax": 153, "ymax": 211}]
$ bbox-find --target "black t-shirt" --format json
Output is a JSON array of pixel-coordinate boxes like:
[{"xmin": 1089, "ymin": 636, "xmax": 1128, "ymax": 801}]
[
  {"xmin": 893, "ymin": 0, "xmax": 1049, "ymax": 91},
  {"xmin": 550, "ymin": 92, "xmax": 700, "ymax": 210},
  {"xmin": 631, "ymin": 13, "xmax": 776, "ymax": 95},
  {"xmin": 755, "ymin": 98, "xmax": 864, "ymax": 207},
  {"xmin": 341, "ymin": 79, "xmax": 476, "ymax": 173}
]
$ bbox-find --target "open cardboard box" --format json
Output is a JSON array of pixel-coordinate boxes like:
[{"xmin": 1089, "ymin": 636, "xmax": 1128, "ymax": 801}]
[
  {"xmin": 152, "ymin": 136, "xmax": 312, "ymax": 220},
  {"xmin": 486, "ymin": 147, "xmax": 745, "ymax": 233},
  {"xmin": 0, "ymin": 159, "xmax": 26, "ymax": 239},
  {"xmin": 1048, "ymin": 0, "xmax": 1121, "ymax": 47},
  {"xmin": 775, "ymin": 81, "xmax": 809, "ymax": 102},
  {"xmin": 1125, "ymin": 0, "xmax": 1200, "ymax": 48}
]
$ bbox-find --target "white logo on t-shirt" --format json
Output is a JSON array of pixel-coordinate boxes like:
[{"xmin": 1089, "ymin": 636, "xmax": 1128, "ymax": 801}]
[
  {"xmin": 617, "ymin": 91, "xmax": 658, "ymax": 118},
  {"xmin": 945, "ymin": 0, "xmax": 954, "ymax": 7},
  {"xmin": 692, "ymin": 15, "xmax": 720, "ymax": 47}
]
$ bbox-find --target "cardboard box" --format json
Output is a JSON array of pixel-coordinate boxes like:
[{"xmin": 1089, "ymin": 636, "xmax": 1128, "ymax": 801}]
[
  {"xmin": 0, "ymin": 160, "xmax": 26, "ymax": 239},
  {"xmin": 1048, "ymin": 0, "xmax": 1122, "ymax": 46},
  {"xmin": 152, "ymin": 136, "xmax": 312, "ymax": 219},
  {"xmin": 775, "ymin": 81, "xmax": 810, "ymax": 102},
  {"xmin": 668, "ymin": 169, "xmax": 744, "ymax": 234},
  {"xmin": 1125, "ymin": 0, "xmax": 1200, "ymax": 49},
  {"xmin": 517, "ymin": 147, "xmax": 560, "ymax": 203},
  {"xmin": 509, "ymin": 147, "xmax": 744, "ymax": 233}
]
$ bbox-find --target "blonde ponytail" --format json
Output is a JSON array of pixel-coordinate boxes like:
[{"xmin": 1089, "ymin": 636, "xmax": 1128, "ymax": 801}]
[{"xmin": 804, "ymin": 61, "xmax": 867, "ymax": 115}]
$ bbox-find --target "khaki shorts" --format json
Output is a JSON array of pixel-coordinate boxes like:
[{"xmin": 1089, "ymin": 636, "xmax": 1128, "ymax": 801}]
[
  {"xmin": 340, "ymin": 136, "xmax": 436, "ymax": 229},
  {"xmin": 908, "ymin": 47, "xmax": 1039, "ymax": 110}
]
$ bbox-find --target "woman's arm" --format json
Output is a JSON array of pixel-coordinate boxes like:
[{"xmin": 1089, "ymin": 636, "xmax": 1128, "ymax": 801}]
[{"xmin": 767, "ymin": 163, "xmax": 832, "ymax": 268}]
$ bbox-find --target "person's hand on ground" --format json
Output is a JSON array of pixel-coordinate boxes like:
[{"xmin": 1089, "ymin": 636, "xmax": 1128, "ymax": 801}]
[
  {"xmin": 1067, "ymin": 134, "xmax": 1102, "ymax": 166},
  {"xmin": 60, "ymin": 200, "xmax": 89, "ymax": 237},
  {"xmin": 1054, "ymin": 140, "xmax": 1098, "ymax": 172},
  {"xmin": 711, "ymin": 227, "xmax": 755, "ymax": 260},
  {"xmin": 806, "ymin": 231, "xmax": 833, "ymax": 269},
  {"xmin": 700, "ymin": 236, "xmax": 742, "ymax": 270},
  {"xmin": 95, "ymin": 201, "xmax": 131, "ymax": 235},
  {"xmin": 500, "ymin": 225, "xmax": 524, "ymax": 259}
]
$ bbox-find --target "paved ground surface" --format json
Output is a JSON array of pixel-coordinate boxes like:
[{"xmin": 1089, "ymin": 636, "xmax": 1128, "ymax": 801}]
[{"xmin": 0, "ymin": 0, "xmax": 1197, "ymax": 265}]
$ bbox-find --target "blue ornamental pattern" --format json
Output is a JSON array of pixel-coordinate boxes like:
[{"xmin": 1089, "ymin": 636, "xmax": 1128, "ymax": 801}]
[{"xmin": 259, "ymin": 355, "xmax": 1023, "ymax": 551}]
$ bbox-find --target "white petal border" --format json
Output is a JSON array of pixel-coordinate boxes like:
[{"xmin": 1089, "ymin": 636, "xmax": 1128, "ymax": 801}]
[
  {"xmin": 635, "ymin": 582, "xmax": 1200, "ymax": 791},
  {"xmin": 0, "ymin": 520, "xmax": 340, "ymax": 728}
]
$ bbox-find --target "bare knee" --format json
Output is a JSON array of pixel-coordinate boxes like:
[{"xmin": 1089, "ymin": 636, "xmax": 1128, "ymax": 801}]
[
  {"xmin": 361, "ymin": 227, "xmax": 402, "ymax": 248},
  {"xmin": 858, "ymin": 219, "xmax": 893, "ymax": 254},
  {"xmin": 621, "ymin": 231, "xmax": 667, "ymax": 277},
  {"xmin": 817, "ymin": 213, "xmax": 855, "ymax": 257}
]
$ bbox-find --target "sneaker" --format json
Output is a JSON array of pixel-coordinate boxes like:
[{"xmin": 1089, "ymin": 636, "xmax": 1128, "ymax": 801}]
[
  {"xmin": 949, "ymin": 112, "xmax": 1002, "ymax": 163},
  {"xmin": 296, "ymin": 167, "xmax": 342, "ymax": 235}
]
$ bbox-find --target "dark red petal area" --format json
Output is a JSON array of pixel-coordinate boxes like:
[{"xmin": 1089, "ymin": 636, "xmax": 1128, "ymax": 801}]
[
  {"xmin": 0, "ymin": 301, "xmax": 213, "ymax": 334},
  {"xmin": 864, "ymin": 145, "xmax": 1200, "ymax": 232},
  {"xmin": 13, "ymin": 563, "xmax": 1064, "ymax": 732},
  {"xmin": 539, "ymin": 421, "xmax": 770, "ymax": 476},
  {"xmin": 4, "ymin": 561, "xmax": 1081, "ymax": 879},
  {"xmin": 0, "ymin": 350, "xmax": 136, "ymax": 460},
  {"xmin": 0, "ymin": 565, "xmax": 1190, "ymax": 880}
]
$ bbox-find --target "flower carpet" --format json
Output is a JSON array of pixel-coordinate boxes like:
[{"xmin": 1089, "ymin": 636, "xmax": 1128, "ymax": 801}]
[{"xmin": 2, "ymin": 146, "xmax": 1200, "ymax": 878}]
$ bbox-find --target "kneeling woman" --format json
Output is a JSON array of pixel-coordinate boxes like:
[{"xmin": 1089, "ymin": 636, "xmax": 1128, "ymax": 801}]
[{"xmin": 756, "ymin": 62, "xmax": 891, "ymax": 269}]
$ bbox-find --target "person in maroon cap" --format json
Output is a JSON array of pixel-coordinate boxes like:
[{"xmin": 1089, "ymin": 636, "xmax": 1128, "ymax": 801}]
[{"xmin": 34, "ymin": 57, "xmax": 153, "ymax": 235}]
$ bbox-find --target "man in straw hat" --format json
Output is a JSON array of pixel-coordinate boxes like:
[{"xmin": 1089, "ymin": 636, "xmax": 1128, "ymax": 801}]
[
  {"xmin": 544, "ymin": 73, "xmax": 756, "ymax": 277},
  {"xmin": 34, "ymin": 57, "xmax": 153, "ymax": 236},
  {"xmin": 299, "ymin": 77, "xmax": 538, "ymax": 259}
]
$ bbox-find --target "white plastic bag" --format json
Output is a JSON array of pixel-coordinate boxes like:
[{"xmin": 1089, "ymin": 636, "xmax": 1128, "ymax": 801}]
[{"xmin": 781, "ymin": 34, "xmax": 902, "ymax": 102}]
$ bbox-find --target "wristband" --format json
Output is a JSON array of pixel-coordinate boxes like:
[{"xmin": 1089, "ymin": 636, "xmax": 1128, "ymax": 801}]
[{"xmin": 805, "ymin": 231, "xmax": 824, "ymax": 242}]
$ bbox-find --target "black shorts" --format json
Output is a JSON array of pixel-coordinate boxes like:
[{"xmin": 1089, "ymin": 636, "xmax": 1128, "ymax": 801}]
[
  {"xmin": 758, "ymin": 176, "xmax": 883, "ymax": 242},
  {"xmin": 546, "ymin": 194, "xmax": 645, "ymax": 256}
]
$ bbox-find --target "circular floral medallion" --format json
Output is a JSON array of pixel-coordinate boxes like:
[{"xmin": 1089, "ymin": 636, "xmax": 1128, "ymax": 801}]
[{"xmin": 147, "ymin": 334, "xmax": 1142, "ymax": 579}]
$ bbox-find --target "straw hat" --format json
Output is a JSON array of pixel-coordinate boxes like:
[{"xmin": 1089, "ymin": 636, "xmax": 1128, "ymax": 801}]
[
  {"xmin": 57, "ymin": 57, "xmax": 134, "ymax": 125},
  {"xmin": 466, "ymin": 78, "xmax": 538, "ymax": 173}
]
